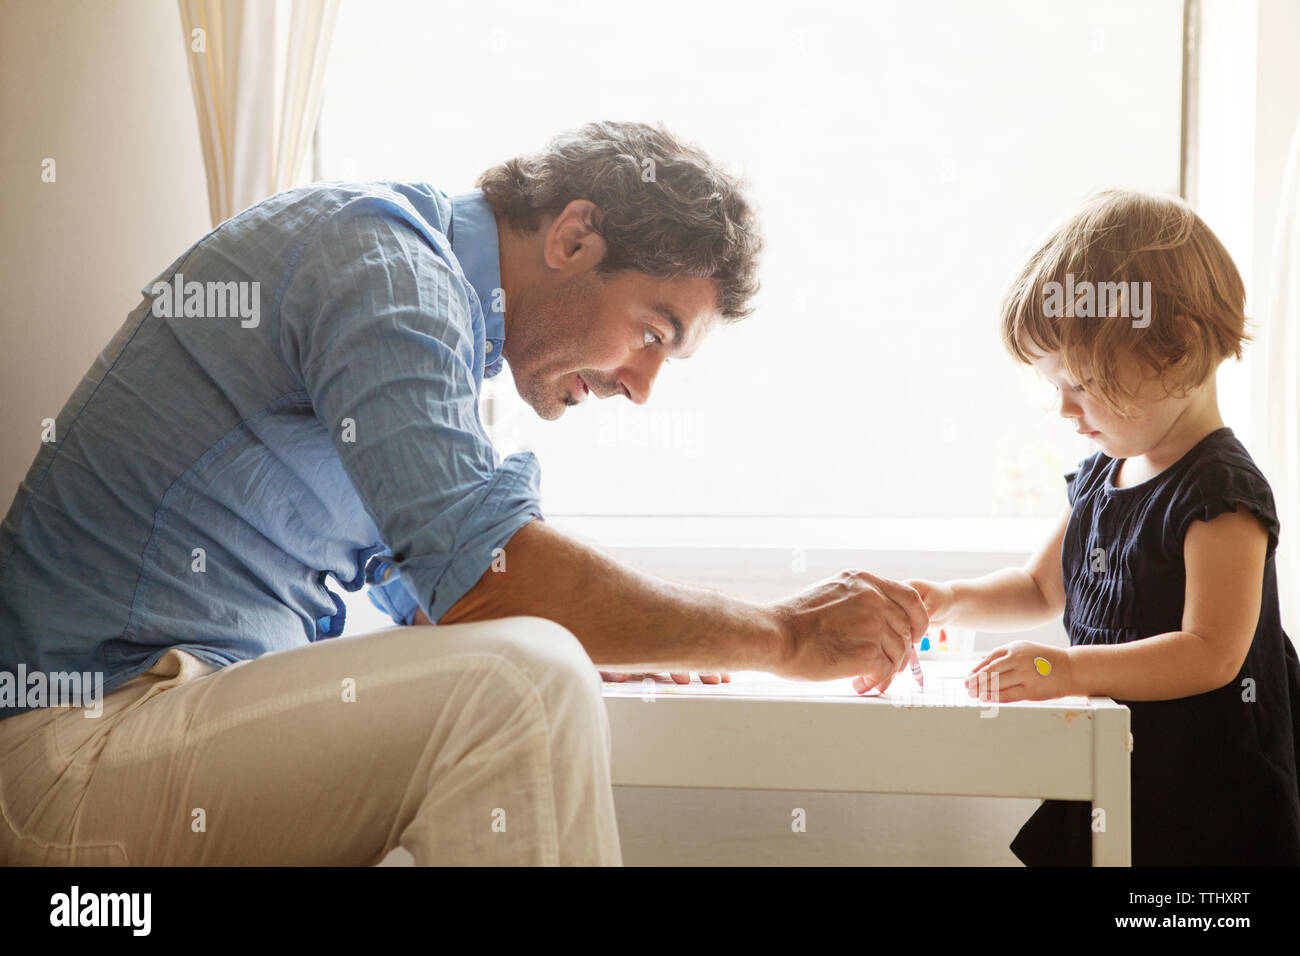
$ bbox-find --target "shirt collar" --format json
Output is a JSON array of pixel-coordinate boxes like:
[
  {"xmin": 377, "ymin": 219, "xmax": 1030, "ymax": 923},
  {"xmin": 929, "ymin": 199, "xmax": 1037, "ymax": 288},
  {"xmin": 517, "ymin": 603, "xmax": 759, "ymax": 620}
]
[{"xmin": 449, "ymin": 189, "xmax": 506, "ymax": 376}]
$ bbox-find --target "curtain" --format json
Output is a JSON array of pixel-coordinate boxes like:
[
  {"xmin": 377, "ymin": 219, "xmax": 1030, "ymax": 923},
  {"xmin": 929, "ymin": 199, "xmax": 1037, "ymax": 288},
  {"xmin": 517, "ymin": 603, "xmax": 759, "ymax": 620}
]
[
  {"xmin": 178, "ymin": 0, "xmax": 339, "ymax": 227},
  {"xmin": 1263, "ymin": 111, "xmax": 1300, "ymax": 633}
]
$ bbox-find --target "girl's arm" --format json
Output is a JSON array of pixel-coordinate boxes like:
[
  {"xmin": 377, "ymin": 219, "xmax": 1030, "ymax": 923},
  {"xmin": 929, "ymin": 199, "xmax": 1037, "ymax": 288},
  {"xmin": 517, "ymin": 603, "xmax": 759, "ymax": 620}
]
[
  {"xmin": 1065, "ymin": 505, "xmax": 1266, "ymax": 699},
  {"xmin": 908, "ymin": 504, "xmax": 1070, "ymax": 631},
  {"xmin": 968, "ymin": 506, "xmax": 1268, "ymax": 702}
]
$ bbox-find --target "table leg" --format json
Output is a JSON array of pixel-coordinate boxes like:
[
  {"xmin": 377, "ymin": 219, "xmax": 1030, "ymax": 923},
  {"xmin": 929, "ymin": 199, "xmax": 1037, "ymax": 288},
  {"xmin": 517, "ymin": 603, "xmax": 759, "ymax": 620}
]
[{"xmin": 1091, "ymin": 706, "xmax": 1132, "ymax": 866}]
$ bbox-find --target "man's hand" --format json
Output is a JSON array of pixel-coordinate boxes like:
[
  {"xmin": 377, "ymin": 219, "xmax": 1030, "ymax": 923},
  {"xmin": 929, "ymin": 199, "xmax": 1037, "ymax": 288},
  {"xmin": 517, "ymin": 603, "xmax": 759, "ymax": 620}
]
[
  {"xmin": 412, "ymin": 608, "xmax": 432, "ymax": 626},
  {"xmin": 769, "ymin": 569, "xmax": 928, "ymax": 685},
  {"xmin": 427, "ymin": 521, "xmax": 931, "ymax": 683},
  {"xmin": 599, "ymin": 670, "xmax": 731, "ymax": 684},
  {"xmin": 901, "ymin": 578, "xmax": 956, "ymax": 626}
]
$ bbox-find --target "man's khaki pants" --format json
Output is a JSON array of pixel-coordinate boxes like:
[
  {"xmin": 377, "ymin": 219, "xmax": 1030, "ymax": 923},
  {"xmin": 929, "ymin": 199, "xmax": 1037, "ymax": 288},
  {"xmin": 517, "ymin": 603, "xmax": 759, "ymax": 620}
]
[{"xmin": 0, "ymin": 616, "xmax": 622, "ymax": 865}]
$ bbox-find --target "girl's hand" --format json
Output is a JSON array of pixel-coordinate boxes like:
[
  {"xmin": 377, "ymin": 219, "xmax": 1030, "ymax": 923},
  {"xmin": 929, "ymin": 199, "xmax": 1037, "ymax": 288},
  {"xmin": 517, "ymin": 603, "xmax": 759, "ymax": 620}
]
[
  {"xmin": 964, "ymin": 641, "xmax": 1075, "ymax": 702},
  {"xmin": 903, "ymin": 578, "xmax": 956, "ymax": 626}
]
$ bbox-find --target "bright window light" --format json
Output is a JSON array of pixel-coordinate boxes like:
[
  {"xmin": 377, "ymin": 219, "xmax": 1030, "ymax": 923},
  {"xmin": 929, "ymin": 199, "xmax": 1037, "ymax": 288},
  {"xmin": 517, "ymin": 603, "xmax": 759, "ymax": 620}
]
[{"xmin": 319, "ymin": 0, "xmax": 1184, "ymax": 524}]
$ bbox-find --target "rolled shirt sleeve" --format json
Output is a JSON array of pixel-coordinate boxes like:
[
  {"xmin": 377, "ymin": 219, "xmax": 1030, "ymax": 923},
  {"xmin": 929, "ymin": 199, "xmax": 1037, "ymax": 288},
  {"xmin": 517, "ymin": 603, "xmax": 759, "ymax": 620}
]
[
  {"xmin": 364, "ymin": 548, "xmax": 421, "ymax": 625},
  {"xmin": 278, "ymin": 199, "xmax": 544, "ymax": 625}
]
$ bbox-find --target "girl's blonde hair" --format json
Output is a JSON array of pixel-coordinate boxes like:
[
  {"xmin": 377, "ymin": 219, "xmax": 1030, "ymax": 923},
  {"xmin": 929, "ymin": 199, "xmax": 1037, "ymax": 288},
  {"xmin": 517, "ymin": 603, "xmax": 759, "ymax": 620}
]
[{"xmin": 1000, "ymin": 189, "xmax": 1249, "ymax": 417}]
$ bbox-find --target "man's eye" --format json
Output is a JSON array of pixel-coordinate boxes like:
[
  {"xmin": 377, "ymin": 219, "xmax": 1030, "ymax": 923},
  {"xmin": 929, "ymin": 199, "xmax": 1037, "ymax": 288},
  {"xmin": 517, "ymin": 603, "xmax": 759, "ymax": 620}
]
[{"xmin": 644, "ymin": 328, "xmax": 663, "ymax": 346}]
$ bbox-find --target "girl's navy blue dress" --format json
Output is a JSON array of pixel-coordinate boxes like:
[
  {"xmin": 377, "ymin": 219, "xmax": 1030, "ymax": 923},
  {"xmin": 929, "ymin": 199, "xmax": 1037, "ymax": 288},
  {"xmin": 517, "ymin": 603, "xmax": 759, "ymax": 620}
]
[{"xmin": 1011, "ymin": 427, "xmax": 1300, "ymax": 866}]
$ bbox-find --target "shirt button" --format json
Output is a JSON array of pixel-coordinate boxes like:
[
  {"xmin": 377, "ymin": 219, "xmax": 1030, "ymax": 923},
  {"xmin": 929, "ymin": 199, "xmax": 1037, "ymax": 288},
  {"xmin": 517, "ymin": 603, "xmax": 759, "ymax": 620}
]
[{"xmin": 485, "ymin": 341, "xmax": 494, "ymax": 352}]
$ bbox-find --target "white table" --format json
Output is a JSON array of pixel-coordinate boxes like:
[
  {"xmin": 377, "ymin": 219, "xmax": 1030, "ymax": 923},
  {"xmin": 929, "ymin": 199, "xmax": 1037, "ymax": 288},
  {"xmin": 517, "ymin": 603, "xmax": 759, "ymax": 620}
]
[{"xmin": 602, "ymin": 657, "xmax": 1133, "ymax": 865}]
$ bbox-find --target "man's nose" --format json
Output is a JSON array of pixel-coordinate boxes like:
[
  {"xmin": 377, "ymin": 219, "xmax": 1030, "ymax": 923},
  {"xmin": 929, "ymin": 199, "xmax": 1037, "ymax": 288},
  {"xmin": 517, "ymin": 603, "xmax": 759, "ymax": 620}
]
[{"xmin": 618, "ymin": 352, "xmax": 667, "ymax": 405}]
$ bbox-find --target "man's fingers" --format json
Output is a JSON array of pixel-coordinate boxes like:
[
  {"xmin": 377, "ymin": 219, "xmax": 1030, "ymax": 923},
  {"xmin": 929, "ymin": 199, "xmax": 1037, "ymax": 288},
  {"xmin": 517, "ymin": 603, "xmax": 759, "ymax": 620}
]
[
  {"xmin": 601, "ymin": 671, "xmax": 733, "ymax": 685},
  {"xmin": 875, "ymin": 603, "xmax": 911, "ymax": 674},
  {"xmin": 854, "ymin": 668, "xmax": 898, "ymax": 695},
  {"xmin": 876, "ymin": 596, "xmax": 913, "ymax": 656},
  {"xmin": 870, "ymin": 574, "xmax": 930, "ymax": 641},
  {"xmin": 853, "ymin": 674, "xmax": 884, "ymax": 695},
  {"xmin": 850, "ymin": 572, "xmax": 925, "ymax": 677}
]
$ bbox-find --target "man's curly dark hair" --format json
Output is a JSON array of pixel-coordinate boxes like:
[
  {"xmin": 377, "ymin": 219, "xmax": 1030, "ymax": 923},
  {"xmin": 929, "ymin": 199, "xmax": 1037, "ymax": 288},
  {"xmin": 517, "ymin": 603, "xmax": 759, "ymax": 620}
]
[{"xmin": 477, "ymin": 121, "xmax": 762, "ymax": 321}]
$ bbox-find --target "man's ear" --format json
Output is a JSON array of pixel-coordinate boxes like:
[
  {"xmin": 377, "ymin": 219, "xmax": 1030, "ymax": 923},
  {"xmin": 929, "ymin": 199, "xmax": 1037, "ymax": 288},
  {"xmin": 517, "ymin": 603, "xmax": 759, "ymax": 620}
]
[{"xmin": 541, "ymin": 199, "xmax": 607, "ymax": 274}]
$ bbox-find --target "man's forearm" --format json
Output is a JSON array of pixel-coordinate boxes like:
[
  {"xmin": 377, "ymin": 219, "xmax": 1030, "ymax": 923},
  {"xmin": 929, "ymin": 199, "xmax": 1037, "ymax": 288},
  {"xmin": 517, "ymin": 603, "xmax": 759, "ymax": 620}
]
[{"xmin": 436, "ymin": 518, "xmax": 787, "ymax": 672}]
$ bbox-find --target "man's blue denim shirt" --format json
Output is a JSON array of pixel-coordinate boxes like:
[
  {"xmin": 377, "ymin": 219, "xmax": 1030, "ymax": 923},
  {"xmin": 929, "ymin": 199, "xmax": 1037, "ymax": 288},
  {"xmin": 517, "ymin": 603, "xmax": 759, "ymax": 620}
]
[{"xmin": 0, "ymin": 183, "xmax": 543, "ymax": 719}]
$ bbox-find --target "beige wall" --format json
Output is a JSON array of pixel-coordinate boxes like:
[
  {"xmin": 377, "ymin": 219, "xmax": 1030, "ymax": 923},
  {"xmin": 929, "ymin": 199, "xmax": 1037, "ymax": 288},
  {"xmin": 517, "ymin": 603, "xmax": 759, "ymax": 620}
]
[{"xmin": 0, "ymin": 0, "xmax": 210, "ymax": 504}]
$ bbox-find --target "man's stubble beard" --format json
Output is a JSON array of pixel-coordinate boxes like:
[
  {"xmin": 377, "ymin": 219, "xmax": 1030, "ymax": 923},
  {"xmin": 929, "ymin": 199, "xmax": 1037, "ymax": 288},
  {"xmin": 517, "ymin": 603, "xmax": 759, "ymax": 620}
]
[{"xmin": 505, "ymin": 271, "xmax": 605, "ymax": 421}]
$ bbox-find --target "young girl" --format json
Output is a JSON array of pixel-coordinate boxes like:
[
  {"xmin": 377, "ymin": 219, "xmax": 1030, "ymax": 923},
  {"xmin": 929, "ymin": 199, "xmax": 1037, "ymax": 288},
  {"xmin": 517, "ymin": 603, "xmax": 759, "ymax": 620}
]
[{"xmin": 907, "ymin": 189, "xmax": 1300, "ymax": 865}]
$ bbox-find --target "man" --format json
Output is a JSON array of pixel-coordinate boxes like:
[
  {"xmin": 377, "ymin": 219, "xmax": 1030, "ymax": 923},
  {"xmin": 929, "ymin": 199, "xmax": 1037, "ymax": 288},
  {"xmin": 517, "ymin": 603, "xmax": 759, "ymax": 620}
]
[{"xmin": 0, "ymin": 121, "xmax": 927, "ymax": 866}]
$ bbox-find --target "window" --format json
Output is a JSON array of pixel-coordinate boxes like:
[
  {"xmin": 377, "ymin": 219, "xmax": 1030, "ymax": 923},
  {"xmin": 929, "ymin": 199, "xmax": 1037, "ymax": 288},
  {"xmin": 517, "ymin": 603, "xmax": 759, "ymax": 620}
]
[{"xmin": 319, "ymin": 0, "xmax": 1184, "ymax": 538}]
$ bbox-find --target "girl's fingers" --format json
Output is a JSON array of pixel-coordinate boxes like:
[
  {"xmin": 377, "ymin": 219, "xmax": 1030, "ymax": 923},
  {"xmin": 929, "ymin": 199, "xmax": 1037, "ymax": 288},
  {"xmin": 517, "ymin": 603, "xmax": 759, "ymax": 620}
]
[
  {"xmin": 967, "ymin": 663, "xmax": 1009, "ymax": 695},
  {"xmin": 967, "ymin": 664, "xmax": 1028, "ymax": 701},
  {"xmin": 974, "ymin": 678, "xmax": 1030, "ymax": 703},
  {"xmin": 995, "ymin": 683, "xmax": 1032, "ymax": 703},
  {"xmin": 968, "ymin": 647, "xmax": 1009, "ymax": 675}
]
